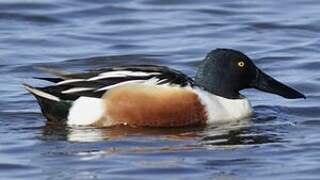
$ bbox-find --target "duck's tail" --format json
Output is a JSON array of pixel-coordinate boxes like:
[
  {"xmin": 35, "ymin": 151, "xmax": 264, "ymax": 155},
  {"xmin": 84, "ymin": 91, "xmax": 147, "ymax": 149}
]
[
  {"xmin": 23, "ymin": 83, "xmax": 60, "ymax": 102},
  {"xmin": 23, "ymin": 84, "xmax": 71, "ymax": 123}
]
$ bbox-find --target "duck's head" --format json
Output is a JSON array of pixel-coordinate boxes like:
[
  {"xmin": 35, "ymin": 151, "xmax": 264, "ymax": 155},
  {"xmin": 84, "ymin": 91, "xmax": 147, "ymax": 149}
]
[{"xmin": 195, "ymin": 48, "xmax": 305, "ymax": 99}]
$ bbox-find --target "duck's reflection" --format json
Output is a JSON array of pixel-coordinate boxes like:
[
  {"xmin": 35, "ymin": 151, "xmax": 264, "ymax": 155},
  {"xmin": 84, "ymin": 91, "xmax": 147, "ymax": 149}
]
[
  {"xmin": 42, "ymin": 114, "xmax": 280, "ymax": 149},
  {"xmin": 201, "ymin": 122, "xmax": 280, "ymax": 149},
  {"xmin": 42, "ymin": 122, "xmax": 204, "ymax": 142}
]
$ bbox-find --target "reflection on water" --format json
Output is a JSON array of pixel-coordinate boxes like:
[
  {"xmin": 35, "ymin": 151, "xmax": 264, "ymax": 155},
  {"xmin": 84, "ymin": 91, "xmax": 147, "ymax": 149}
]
[
  {"xmin": 201, "ymin": 120, "xmax": 280, "ymax": 148},
  {"xmin": 42, "ymin": 113, "xmax": 280, "ymax": 148},
  {"xmin": 36, "ymin": 112, "xmax": 285, "ymax": 180},
  {"xmin": 42, "ymin": 123, "xmax": 204, "ymax": 143}
]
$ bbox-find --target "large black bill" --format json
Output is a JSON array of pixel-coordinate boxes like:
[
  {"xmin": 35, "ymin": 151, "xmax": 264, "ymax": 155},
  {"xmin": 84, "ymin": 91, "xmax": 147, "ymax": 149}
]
[{"xmin": 251, "ymin": 70, "xmax": 306, "ymax": 99}]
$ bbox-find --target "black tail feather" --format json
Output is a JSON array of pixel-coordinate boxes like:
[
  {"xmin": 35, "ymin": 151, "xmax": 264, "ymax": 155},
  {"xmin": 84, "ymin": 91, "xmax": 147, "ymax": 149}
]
[
  {"xmin": 23, "ymin": 84, "xmax": 71, "ymax": 123},
  {"xmin": 33, "ymin": 77, "xmax": 64, "ymax": 83}
]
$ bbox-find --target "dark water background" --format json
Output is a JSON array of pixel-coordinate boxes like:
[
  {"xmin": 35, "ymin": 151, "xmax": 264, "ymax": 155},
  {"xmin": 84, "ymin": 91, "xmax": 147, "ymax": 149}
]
[{"xmin": 0, "ymin": 0, "xmax": 319, "ymax": 179}]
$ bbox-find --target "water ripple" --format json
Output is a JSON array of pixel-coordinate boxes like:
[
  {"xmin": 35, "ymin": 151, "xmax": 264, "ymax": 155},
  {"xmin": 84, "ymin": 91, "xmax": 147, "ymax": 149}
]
[{"xmin": 0, "ymin": 0, "xmax": 319, "ymax": 179}]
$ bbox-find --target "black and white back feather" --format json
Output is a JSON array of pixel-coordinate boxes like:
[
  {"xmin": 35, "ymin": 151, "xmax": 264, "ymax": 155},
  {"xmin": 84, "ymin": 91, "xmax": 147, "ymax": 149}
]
[{"xmin": 35, "ymin": 65, "xmax": 195, "ymax": 100}]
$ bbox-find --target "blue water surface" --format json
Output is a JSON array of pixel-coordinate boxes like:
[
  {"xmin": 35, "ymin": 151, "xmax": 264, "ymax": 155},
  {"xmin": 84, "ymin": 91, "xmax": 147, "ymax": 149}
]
[{"xmin": 0, "ymin": 0, "xmax": 319, "ymax": 179}]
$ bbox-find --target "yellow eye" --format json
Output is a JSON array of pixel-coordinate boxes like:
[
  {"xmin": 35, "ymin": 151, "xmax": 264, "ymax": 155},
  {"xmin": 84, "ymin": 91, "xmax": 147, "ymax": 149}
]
[{"xmin": 238, "ymin": 61, "xmax": 245, "ymax": 67}]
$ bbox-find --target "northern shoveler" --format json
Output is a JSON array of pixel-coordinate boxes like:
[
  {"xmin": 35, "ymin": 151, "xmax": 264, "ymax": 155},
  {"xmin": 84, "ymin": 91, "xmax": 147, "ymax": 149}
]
[{"xmin": 24, "ymin": 49, "xmax": 305, "ymax": 127}]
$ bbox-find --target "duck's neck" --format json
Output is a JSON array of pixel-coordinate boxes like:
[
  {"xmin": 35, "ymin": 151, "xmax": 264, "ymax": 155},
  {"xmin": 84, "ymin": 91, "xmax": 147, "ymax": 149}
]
[
  {"xmin": 195, "ymin": 82, "xmax": 241, "ymax": 99},
  {"xmin": 195, "ymin": 66, "xmax": 241, "ymax": 99}
]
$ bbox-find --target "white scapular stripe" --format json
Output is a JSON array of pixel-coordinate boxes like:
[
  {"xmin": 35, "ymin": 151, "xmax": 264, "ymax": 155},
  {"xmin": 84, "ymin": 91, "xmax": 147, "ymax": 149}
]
[
  {"xmin": 192, "ymin": 87, "xmax": 252, "ymax": 123},
  {"xmin": 57, "ymin": 79, "xmax": 85, "ymax": 85},
  {"xmin": 62, "ymin": 87, "xmax": 95, "ymax": 94},
  {"xmin": 67, "ymin": 97, "xmax": 104, "ymax": 126},
  {"xmin": 96, "ymin": 77, "xmax": 171, "ymax": 91},
  {"xmin": 149, "ymin": 78, "xmax": 167, "ymax": 85},
  {"xmin": 23, "ymin": 84, "xmax": 60, "ymax": 101},
  {"xmin": 88, "ymin": 71, "xmax": 160, "ymax": 81},
  {"xmin": 96, "ymin": 80, "xmax": 147, "ymax": 91}
]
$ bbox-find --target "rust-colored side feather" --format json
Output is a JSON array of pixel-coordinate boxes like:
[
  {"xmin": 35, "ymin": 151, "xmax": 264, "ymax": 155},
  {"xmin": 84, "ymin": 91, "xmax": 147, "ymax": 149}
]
[{"xmin": 96, "ymin": 84, "xmax": 207, "ymax": 127}]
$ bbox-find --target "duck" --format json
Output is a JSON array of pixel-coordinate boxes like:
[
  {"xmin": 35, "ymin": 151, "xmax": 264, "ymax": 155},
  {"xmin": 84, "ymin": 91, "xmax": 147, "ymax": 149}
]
[{"xmin": 24, "ymin": 48, "xmax": 305, "ymax": 127}]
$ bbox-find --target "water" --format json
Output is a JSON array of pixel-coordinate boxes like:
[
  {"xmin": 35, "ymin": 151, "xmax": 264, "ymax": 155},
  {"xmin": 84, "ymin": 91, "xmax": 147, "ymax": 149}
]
[{"xmin": 0, "ymin": 0, "xmax": 319, "ymax": 179}]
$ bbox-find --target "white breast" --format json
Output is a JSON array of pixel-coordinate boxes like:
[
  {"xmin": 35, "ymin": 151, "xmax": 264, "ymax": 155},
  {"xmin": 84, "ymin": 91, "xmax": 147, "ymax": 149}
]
[{"xmin": 192, "ymin": 88, "xmax": 252, "ymax": 123}]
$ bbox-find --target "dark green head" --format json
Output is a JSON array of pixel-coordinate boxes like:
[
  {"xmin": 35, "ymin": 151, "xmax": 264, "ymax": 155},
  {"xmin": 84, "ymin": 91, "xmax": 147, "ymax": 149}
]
[{"xmin": 195, "ymin": 48, "xmax": 305, "ymax": 99}]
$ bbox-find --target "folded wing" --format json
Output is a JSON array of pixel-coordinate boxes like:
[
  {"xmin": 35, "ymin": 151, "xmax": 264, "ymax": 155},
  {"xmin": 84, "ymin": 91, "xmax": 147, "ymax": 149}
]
[{"xmin": 34, "ymin": 65, "xmax": 195, "ymax": 100}]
